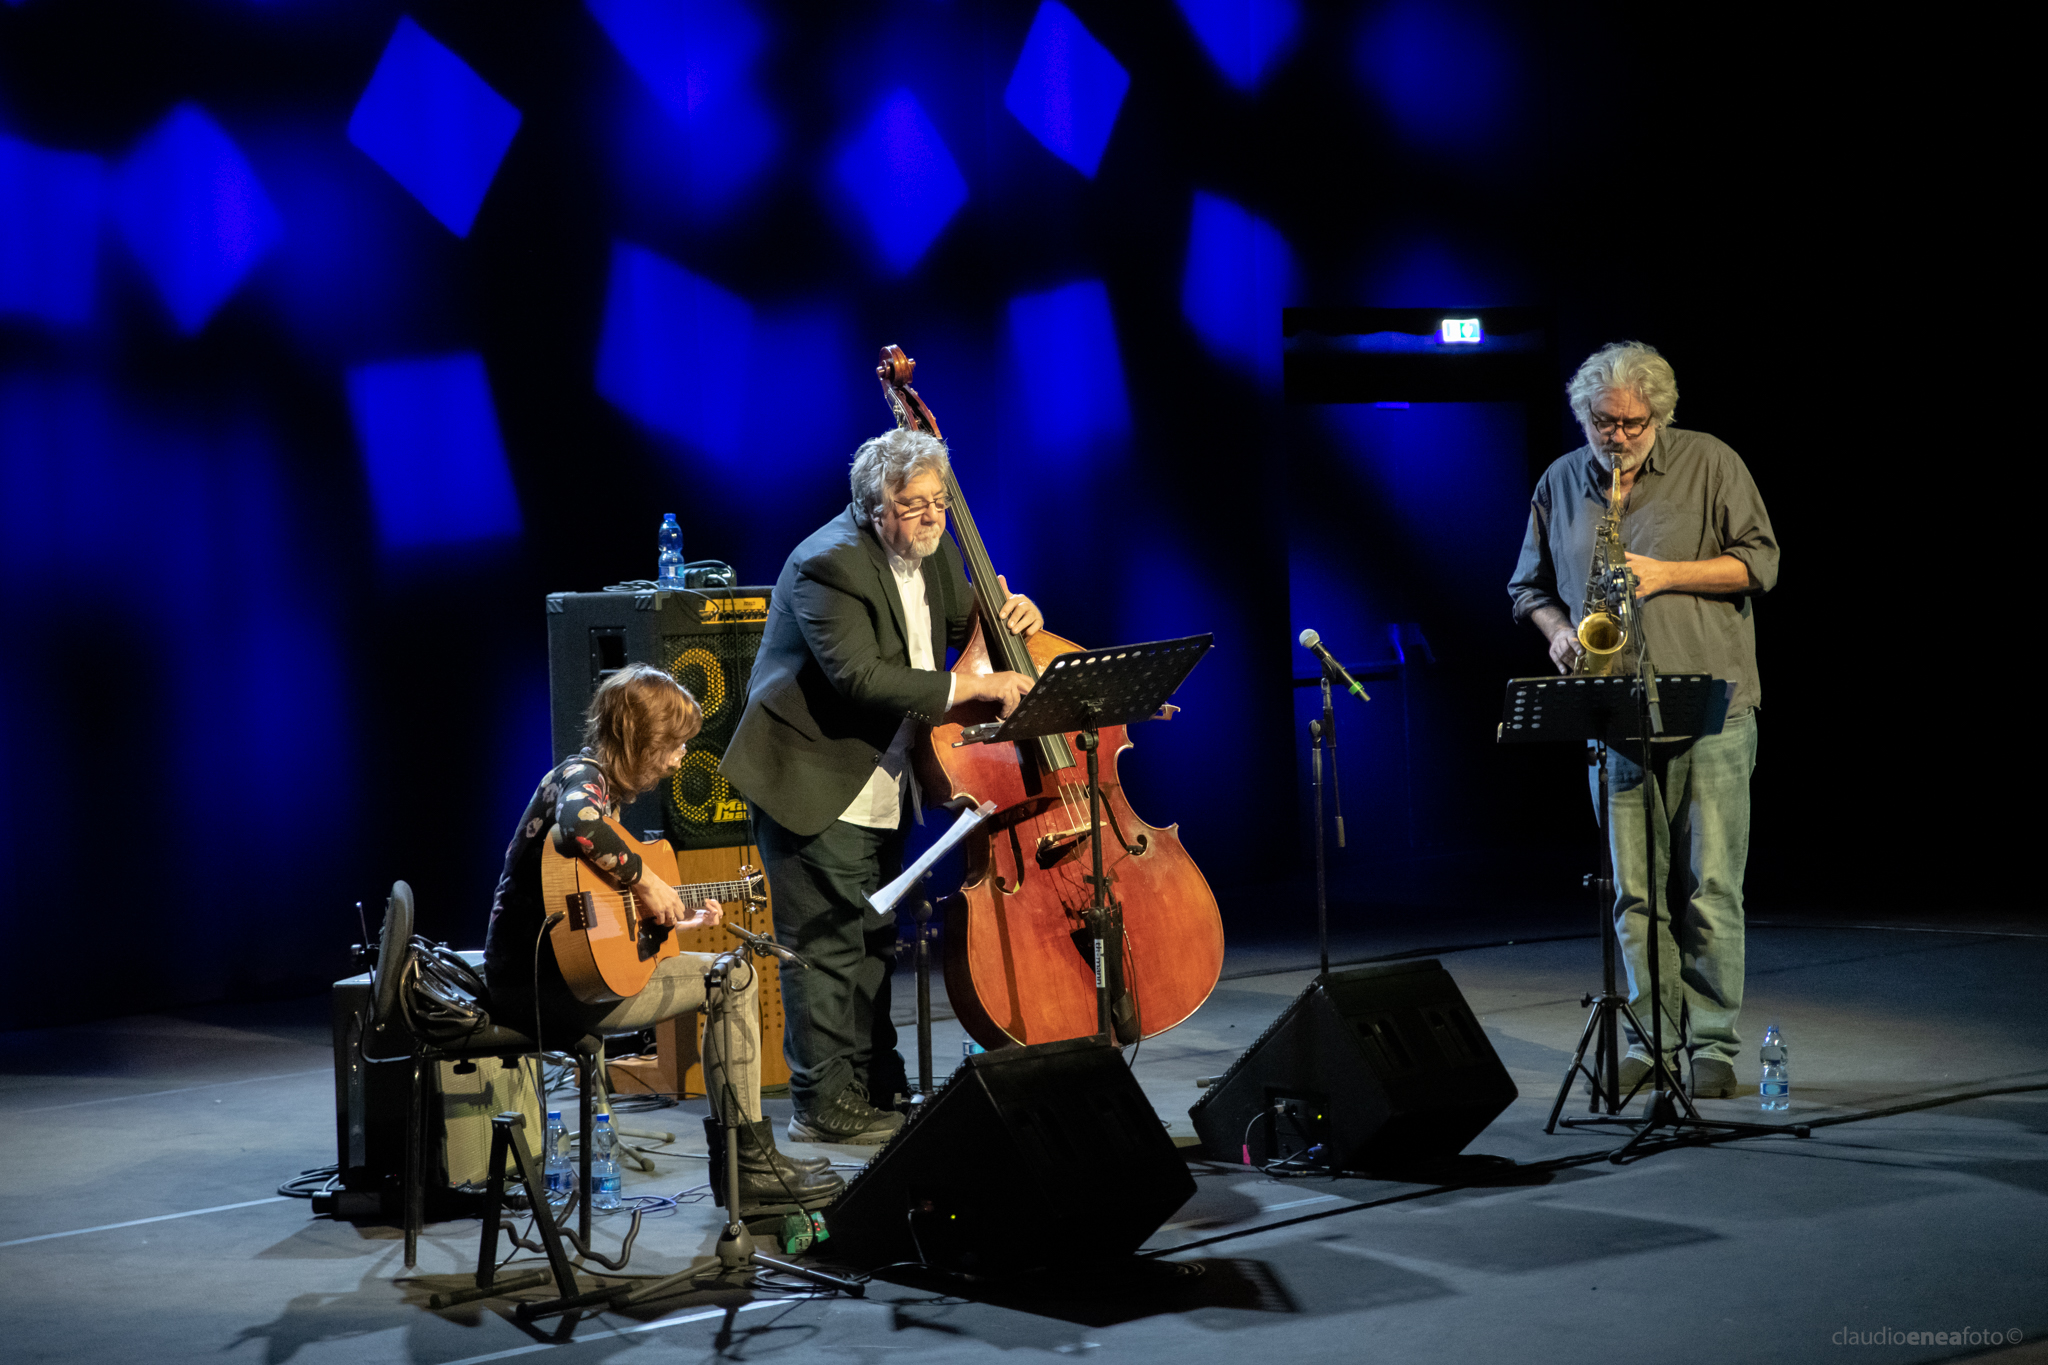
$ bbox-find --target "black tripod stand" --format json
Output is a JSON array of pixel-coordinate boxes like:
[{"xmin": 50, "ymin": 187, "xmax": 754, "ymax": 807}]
[
  {"xmin": 1500, "ymin": 664, "xmax": 1806, "ymax": 1159},
  {"xmin": 488, "ymin": 936, "xmax": 862, "ymax": 1320}
]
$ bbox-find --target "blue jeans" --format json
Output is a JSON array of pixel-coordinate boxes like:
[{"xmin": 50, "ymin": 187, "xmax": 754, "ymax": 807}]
[{"xmin": 1593, "ymin": 710, "xmax": 1758, "ymax": 1067}]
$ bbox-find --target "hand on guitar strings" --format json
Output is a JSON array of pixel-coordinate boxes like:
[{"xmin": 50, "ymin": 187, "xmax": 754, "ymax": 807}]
[{"xmin": 631, "ymin": 874, "xmax": 724, "ymax": 931}]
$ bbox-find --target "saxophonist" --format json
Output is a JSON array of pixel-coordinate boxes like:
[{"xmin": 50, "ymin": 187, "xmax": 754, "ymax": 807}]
[{"xmin": 1507, "ymin": 342, "xmax": 1780, "ymax": 1101}]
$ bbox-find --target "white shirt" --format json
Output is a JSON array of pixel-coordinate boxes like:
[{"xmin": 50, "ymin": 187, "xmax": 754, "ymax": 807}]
[{"xmin": 836, "ymin": 549, "xmax": 956, "ymax": 830}]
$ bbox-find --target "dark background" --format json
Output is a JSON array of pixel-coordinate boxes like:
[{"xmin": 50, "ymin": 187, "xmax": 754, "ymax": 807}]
[{"xmin": 0, "ymin": 1, "xmax": 1973, "ymax": 1032}]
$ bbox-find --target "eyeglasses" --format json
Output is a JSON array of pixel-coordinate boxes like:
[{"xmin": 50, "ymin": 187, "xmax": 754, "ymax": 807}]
[
  {"xmin": 1588, "ymin": 413, "xmax": 1653, "ymax": 437},
  {"xmin": 888, "ymin": 494, "xmax": 950, "ymax": 517}
]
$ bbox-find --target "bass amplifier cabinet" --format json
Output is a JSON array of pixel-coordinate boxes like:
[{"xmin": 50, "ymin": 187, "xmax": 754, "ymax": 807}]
[
  {"xmin": 1189, "ymin": 960, "xmax": 1518, "ymax": 1173},
  {"xmin": 544, "ymin": 586, "xmax": 791, "ymax": 1092},
  {"xmin": 544, "ymin": 586, "xmax": 772, "ymax": 850},
  {"xmin": 827, "ymin": 1037, "xmax": 1195, "ymax": 1273}
]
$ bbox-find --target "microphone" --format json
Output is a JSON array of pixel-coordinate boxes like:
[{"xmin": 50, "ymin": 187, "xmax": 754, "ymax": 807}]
[
  {"xmin": 1297, "ymin": 629, "xmax": 1370, "ymax": 702},
  {"xmin": 724, "ymin": 920, "xmax": 812, "ymax": 970}
]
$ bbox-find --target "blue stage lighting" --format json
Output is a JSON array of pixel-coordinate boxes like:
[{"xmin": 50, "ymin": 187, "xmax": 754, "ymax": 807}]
[
  {"xmin": 345, "ymin": 352, "xmax": 522, "ymax": 551},
  {"xmin": 1007, "ymin": 279, "xmax": 1129, "ymax": 453},
  {"xmin": 595, "ymin": 241, "xmax": 753, "ymax": 460},
  {"xmin": 831, "ymin": 89, "xmax": 967, "ymax": 275},
  {"xmin": 587, "ymin": 0, "xmax": 777, "ymax": 221},
  {"xmin": 0, "ymin": 134, "xmax": 103, "ymax": 328},
  {"xmin": 347, "ymin": 16, "xmax": 522, "ymax": 237},
  {"xmin": 1176, "ymin": 0, "xmax": 1300, "ymax": 91},
  {"xmin": 1181, "ymin": 191, "xmax": 1297, "ymax": 385},
  {"xmin": 1355, "ymin": 0, "xmax": 1516, "ymax": 156},
  {"xmin": 0, "ymin": 374, "xmax": 355, "ymax": 847},
  {"xmin": 241, "ymin": 124, "xmax": 428, "ymax": 360},
  {"xmin": 110, "ymin": 105, "xmax": 280, "ymax": 335},
  {"xmin": 594, "ymin": 240, "xmax": 859, "ymax": 474},
  {"xmin": 1004, "ymin": 2, "xmax": 1129, "ymax": 178}
]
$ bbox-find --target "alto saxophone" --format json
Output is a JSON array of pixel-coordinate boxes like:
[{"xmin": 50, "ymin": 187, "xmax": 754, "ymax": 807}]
[{"xmin": 1573, "ymin": 461, "xmax": 1637, "ymax": 676}]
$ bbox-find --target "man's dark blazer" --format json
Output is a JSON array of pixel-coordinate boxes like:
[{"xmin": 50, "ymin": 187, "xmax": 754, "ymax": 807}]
[{"xmin": 720, "ymin": 505, "xmax": 974, "ymax": 837}]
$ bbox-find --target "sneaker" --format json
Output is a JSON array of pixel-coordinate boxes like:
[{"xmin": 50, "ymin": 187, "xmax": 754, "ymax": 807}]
[
  {"xmin": 787, "ymin": 1086, "xmax": 905, "ymax": 1145},
  {"xmin": 1584, "ymin": 1054, "xmax": 1675, "ymax": 1100},
  {"xmin": 1689, "ymin": 1056, "xmax": 1740, "ymax": 1099}
]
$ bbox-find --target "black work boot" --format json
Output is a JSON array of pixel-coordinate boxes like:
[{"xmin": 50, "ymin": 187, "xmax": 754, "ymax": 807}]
[{"xmin": 737, "ymin": 1118, "xmax": 844, "ymax": 1213}]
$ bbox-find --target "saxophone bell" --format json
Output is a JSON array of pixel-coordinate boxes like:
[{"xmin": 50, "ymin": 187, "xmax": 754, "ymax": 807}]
[{"xmin": 1576, "ymin": 609, "xmax": 1627, "ymax": 657}]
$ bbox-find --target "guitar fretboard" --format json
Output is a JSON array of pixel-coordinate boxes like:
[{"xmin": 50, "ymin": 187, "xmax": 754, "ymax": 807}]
[{"xmin": 666, "ymin": 880, "xmax": 754, "ymax": 900}]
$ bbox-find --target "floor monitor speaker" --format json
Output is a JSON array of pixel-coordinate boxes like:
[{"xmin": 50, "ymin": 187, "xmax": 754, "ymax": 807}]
[
  {"xmin": 828, "ymin": 1037, "xmax": 1196, "ymax": 1273},
  {"xmin": 1188, "ymin": 959, "xmax": 1517, "ymax": 1172}
]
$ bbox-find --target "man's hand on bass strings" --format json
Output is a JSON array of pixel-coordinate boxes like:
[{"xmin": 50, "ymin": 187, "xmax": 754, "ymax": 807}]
[
  {"xmin": 995, "ymin": 575, "xmax": 1042, "ymax": 638},
  {"xmin": 958, "ymin": 670, "xmax": 1035, "ymax": 718}
]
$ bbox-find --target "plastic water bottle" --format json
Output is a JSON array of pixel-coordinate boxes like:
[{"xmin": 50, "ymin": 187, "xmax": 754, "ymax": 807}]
[
  {"xmin": 657, "ymin": 514, "xmax": 685, "ymax": 587},
  {"xmin": 590, "ymin": 1113, "xmax": 623, "ymax": 1210},
  {"xmin": 1759, "ymin": 1024, "xmax": 1790, "ymax": 1111},
  {"xmin": 542, "ymin": 1110, "xmax": 572, "ymax": 1211}
]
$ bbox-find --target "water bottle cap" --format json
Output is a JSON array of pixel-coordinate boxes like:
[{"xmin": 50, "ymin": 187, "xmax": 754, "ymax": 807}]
[
  {"xmin": 547, "ymin": 1110, "xmax": 562, "ymax": 1121},
  {"xmin": 663, "ymin": 512, "xmax": 678, "ymax": 523},
  {"xmin": 595, "ymin": 1112, "xmax": 612, "ymax": 1125}
]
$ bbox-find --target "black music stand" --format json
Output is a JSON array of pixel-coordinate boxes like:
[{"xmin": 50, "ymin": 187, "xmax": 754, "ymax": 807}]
[
  {"xmin": 1499, "ymin": 670, "xmax": 1806, "ymax": 1158},
  {"xmin": 958, "ymin": 634, "xmax": 1212, "ymax": 1044}
]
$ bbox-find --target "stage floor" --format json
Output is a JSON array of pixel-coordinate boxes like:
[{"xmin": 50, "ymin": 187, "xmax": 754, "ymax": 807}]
[{"xmin": 4, "ymin": 915, "xmax": 2046, "ymax": 1365}]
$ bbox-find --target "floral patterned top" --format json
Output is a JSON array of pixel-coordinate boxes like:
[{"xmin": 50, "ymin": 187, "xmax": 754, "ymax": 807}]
[{"xmin": 482, "ymin": 751, "xmax": 644, "ymax": 1040}]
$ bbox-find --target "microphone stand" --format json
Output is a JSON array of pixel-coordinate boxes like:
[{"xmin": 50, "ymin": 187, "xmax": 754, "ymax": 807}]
[
  {"xmin": 1309, "ymin": 671, "xmax": 1348, "ymax": 980},
  {"xmin": 603, "ymin": 939, "xmax": 863, "ymax": 1309},
  {"xmin": 1310, "ymin": 715, "xmax": 1328, "ymax": 981}
]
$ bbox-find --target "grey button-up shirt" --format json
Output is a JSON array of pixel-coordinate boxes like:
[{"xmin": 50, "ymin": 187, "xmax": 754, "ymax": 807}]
[{"xmin": 1507, "ymin": 427, "xmax": 1779, "ymax": 714}]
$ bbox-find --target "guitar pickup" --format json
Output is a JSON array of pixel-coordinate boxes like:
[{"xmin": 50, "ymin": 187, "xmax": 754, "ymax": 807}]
[{"xmin": 564, "ymin": 892, "xmax": 594, "ymax": 932}]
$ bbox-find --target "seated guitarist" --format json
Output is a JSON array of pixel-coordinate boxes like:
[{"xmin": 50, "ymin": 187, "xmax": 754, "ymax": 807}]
[{"xmin": 484, "ymin": 663, "xmax": 838, "ymax": 1211}]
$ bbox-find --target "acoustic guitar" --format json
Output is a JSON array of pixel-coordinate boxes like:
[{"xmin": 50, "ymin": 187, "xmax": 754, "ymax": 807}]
[{"xmin": 541, "ymin": 815, "xmax": 767, "ymax": 1003}]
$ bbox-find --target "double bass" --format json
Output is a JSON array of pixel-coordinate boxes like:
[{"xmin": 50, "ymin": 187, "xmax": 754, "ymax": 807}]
[{"xmin": 877, "ymin": 345, "xmax": 1225, "ymax": 1048}]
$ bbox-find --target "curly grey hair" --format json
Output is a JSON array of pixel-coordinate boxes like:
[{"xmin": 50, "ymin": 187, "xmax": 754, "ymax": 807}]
[
  {"xmin": 1567, "ymin": 342, "xmax": 1679, "ymax": 429},
  {"xmin": 849, "ymin": 427, "xmax": 952, "ymax": 528}
]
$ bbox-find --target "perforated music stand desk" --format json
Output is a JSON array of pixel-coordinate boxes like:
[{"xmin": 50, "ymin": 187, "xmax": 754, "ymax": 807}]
[
  {"xmin": 958, "ymin": 634, "xmax": 1212, "ymax": 1041},
  {"xmin": 1496, "ymin": 673, "xmax": 1728, "ymax": 748},
  {"xmin": 960, "ymin": 634, "xmax": 1214, "ymax": 746}
]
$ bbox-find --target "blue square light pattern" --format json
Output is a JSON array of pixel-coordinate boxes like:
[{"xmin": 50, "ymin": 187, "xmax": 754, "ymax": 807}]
[
  {"xmin": 1356, "ymin": 0, "xmax": 1517, "ymax": 156},
  {"xmin": 594, "ymin": 242, "xmax": 860, "ymax": 480},
  {"xmin": 832, "ymin": 90, "xmax": 967, "ymax": 276},
  {"xmin": 348, "ymin": 16, "xmax": 522, "ymax": 237},
  {"xmin": 346, "ymin": 352, "xmax": 522, "ymax": 550},
  {"xmin": 111, "ymin": 105, "xmax": 281, "ymax": 335},
  {"xmin": 586, "ymin": 0, "xmax": 777, "ymax": 221},
  {"xmin": 596, "ymin": 241, "xmax": 754, "ymax": 461},
  {"xmin": 1181, "ymin": 191, "xmax": 1297, "ymax": 386},
  {"xmin": 1007, "ymin": 279, "xmax": 1130, "ymax": 456},
  {"xmin": 1004, "ymin": 3, "xmax": 1129, "ymax": 178},
  {"xmin": 1176, "ymin": 0, "xmax": 1300, "ymax": 91},
  {"xmin": 0, "ymin": 134, "xmax": 103, "ymax": 327}
]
